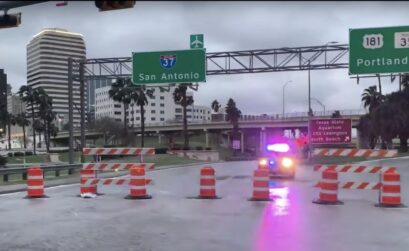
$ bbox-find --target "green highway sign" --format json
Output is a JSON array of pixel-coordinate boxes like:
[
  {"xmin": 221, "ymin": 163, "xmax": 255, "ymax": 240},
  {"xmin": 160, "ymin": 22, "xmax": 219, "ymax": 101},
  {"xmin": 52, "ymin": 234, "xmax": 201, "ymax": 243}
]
[
  {"xmin": 132, "ymin": 49, "xmax": 206, "ymax": 85},
  {"xmin": 190, "ymin": 34, "xmax": 204, "ymax": 49},
  {"xmin": 349, "ymin": 26, "xmax": 409, "ymax": 75}
]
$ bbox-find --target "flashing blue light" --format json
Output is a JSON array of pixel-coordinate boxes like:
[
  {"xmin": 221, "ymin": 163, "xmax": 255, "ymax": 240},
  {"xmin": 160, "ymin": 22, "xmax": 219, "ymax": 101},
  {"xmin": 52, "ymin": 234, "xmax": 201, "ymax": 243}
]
[
  {"xmin": 269, "ymin": 160, "xmax": 275, "ymax": 165},
  {"xmin": 266, "ymin": 143, "xmax": 290, "ymax": 153}
]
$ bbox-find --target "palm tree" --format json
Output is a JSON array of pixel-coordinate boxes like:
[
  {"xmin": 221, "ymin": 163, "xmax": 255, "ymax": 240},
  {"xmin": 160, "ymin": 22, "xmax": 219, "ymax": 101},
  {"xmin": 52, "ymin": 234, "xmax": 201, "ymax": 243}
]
[
  {"xmin": 361, "ymin": 85, "xmax": 383, "ymax": 114},
  {"xmin": 36, "ymin": 88, "xmax": 54, "ymax": 153},
  {"xmin": 14, "ymin": 113, "xmax": 30, "ymax": 149},
  {"xmin": 225, "ymin": 98, "xmax": 242, "ymax": 141},
  {"xmin": 33, "ymin": 119, "xmax": 44, "ymax": 149},
  {"xmin": 49, "ymin": 124, "xmax": 59, "ymax": 147},
  {"xmin": 5, "ymin": 112, "xmax": 15, "ymax": 150},
  {"xmin": 18, "ymin": 85, "xmax": 40, "ymax": 155},
  {"xmin": 109, "ymin": 78, "xmax": 133, "ymax": 143},
  {"xmin": 211, "ymin": 100, "xmax": 221, "ymax": 113},
  {"xmin": 173, "ymin": 83, "xmax": 194, "ymax": 149},
  {"xmin": 132, "ymin": 85, "xmax": 154, "ymax": 147}
]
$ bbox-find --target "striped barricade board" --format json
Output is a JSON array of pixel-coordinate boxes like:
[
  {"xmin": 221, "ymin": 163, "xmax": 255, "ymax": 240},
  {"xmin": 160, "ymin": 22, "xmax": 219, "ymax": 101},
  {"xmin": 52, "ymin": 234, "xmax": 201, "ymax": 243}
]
[
  {"xmin": 82, "ymin": 163, "xmax": 155, "ymax": 171},
  {"xmin": 84, "ymin": 178, "xmax": 153, "ymax": 186},
  {"xmin": 314, "ymin": 181, "xmax": 381, "ymax": 190},
  {"xmin": 82, "ymin": 148, "xmax": 155, "ymax": 156},
  {"xmin": 313, "ymin": 148, "xmax": 398, "ymax": 158},
  {"xmin": 313, "ymin": 164, "xmax": 396, "ymax": 173}
]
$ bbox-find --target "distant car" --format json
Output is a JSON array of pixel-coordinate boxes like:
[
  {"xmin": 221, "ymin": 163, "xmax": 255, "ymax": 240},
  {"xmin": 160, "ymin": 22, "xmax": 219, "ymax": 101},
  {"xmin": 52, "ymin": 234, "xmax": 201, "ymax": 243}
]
[{"xmin": 258, "ymin": 139, "xmax": 297, "ymax": 179}]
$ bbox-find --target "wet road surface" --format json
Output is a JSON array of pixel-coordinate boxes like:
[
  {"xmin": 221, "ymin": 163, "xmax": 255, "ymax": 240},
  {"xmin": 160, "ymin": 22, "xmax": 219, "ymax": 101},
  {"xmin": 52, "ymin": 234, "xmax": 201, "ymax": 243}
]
[{"xmin": 0, "ymin": 160, "xmax": 408, "ymax": 251}]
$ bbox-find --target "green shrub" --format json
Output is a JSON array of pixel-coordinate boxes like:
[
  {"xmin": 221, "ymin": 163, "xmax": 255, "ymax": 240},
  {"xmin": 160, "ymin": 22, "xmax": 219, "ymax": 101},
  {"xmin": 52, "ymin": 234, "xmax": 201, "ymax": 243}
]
[
  {"xmin": 7, "ymin": 152, "xmax": 13, "ymax": 157},
  {"xmin": 25, "ymin": 151, "xmax": 33, "ymax": 156},
  {"xmin": 205, "ymin": 147, "xmax": 212, "ymax": 151},
  {"xmin": 0, "ymin": 155, "xmax": 7, "ymax": 166},
  {"xmin": 14, "ymin": 152, "xmax": 24, "ymax": 157},
  {"xmin": 195, "ymin": 146, "xmax": 203, "ymax": 151},
  {"xmin": 155, "ymin": 148, "xmax": 167, "ymax": 154}
]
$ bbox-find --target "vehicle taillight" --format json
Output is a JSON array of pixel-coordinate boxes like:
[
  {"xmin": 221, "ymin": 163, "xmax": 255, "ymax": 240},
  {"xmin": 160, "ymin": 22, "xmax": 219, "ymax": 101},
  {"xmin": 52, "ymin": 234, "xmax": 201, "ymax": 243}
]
[{"xmin": 281, "ymin": 157, "xmax": 294, "ymax": 169}]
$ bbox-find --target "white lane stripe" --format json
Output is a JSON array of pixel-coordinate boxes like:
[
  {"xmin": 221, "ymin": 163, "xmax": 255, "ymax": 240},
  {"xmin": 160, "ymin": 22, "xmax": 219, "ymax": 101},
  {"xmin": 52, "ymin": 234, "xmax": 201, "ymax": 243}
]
[
  {"xmin": 381, "ymin": 192, "xmax": 401, "ymax": 197},
  {"xmin": 27, "ymin": 186, "xmax": 43, "ymax": 190},
  {"xmin": 253, "ymin": 187, "xmax": 269, "ymax": 192},
  {"xmin": 320, "ymin": 190, "xmax": 338, "ymax": 195},
  {"xmin": 253, "ymin": 177, "xmax": 269, "ymax": 181},
  {"xmin": 381, "ymin": 181, "xmax": 400, "ymax": 185},
  {"xmin": 200, "ymin": 185, "xmax": 215, "ymax": 189},
  {"xmin": 130, "ymin": 186, "xmax": 146, "ymax": 190},
  {"xmin": 320, "ymin": 178, "xmax": 338, "ymax": 183}
]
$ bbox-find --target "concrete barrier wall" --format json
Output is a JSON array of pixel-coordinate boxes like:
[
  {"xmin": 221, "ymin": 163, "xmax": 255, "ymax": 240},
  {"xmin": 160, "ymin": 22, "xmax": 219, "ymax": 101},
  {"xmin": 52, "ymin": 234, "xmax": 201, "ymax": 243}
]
[{"xmin": 168, "ymin": 150, "xmax": 220, "ymax": 162}]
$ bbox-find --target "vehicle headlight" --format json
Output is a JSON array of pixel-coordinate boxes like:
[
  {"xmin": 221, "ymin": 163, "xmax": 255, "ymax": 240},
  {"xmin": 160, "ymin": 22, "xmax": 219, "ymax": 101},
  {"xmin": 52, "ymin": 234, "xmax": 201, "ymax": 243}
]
[
  {"xmin": 281, "ymin": 157, "xmax": 294, "ymax": 168},
  {"xmin": 258, "ymin": 158, "xmax": 268, "ymax": 168}
]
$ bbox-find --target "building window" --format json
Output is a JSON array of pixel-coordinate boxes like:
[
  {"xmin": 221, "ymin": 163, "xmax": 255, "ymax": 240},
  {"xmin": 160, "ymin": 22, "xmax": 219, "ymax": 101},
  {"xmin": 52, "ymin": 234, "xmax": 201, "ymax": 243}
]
[
  {"xmin": 160, "ymin": 111, "xmax": 164, "ymax": 114},
  {"xmin": 175, "ymin": 108, "xmax": 182, "ymax": 113},
  {"xmin": 136, "ymin": 117, "xmax": 140, "ymax": 120},
  {"xmin": 160, "ymin": 118, "xmax": 165, "ymax": 121},
  {"xmin": 151, "ymin": 110, "xmax": 156, "ymax": 114},
  {"xmin": 160, "ymin": 103, "xmax": 164, "ymax": 107},
  {"xmin": 114, "ymin": 104, "xmax": 121, "ymax": 108},
  {"xmin": 114, "ymin": 111, "xmax": 121, "ymax": 115},
  {"xmin": 151, "ymin": 103, "xmax": 156, "ymax": 106},
  {"xmin": 151, "ymin": 117, "xmax": 156, "ymax": 121},
  {"xmin": 160, "ymin": 96, "xmax": 164, "ymax": 100}
]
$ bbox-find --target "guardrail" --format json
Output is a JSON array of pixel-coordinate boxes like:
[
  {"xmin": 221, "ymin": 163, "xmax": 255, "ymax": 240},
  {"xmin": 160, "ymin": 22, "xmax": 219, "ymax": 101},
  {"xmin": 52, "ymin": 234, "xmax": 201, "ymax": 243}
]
[{"xmin": 0, "ymin": 164, "xmax": 82, "ymax": 183}]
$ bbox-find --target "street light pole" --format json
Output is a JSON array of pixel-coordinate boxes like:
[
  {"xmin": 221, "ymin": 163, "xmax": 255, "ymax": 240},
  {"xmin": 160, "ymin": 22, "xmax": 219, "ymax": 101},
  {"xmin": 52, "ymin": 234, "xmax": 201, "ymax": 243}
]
[
  {"xmin": 311, "ymin": 97, "xmax": 326, "ymax": 115},
  {"xmin": 308, "ymin": 60, "xmax": 311, "ymax": 117},
  {"xmin": 282, "ymin": 80, "xmax": 292, "ymax": 118}
]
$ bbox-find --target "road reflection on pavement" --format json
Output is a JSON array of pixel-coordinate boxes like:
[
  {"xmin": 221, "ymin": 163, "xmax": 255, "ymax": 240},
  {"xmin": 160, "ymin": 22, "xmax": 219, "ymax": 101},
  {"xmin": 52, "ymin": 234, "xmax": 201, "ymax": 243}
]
[{"xmin": 253, "ymin": 180, "xmax": 305, "ymax": 251}]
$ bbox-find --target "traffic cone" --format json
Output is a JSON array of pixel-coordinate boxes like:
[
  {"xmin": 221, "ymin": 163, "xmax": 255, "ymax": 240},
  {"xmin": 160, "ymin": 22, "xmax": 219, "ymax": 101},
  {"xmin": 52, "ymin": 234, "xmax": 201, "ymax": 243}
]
[
  {"xmin": 25, "ymin": 167, "xmax": 48, "ymax": 199},
  {"xmin": 375, "ymin": 171, "xmax": 406, "ymax": 208},
  {"xmin": 313, "ymin": 170, "xmax": 343, "ymax": 205},
  {"xmin": 125, "ymin": 165, "xmax": 152, "ymax": 200},
  {"xmin": 249, "ymin": 169, "xmax": 272, "ymax": 201}
]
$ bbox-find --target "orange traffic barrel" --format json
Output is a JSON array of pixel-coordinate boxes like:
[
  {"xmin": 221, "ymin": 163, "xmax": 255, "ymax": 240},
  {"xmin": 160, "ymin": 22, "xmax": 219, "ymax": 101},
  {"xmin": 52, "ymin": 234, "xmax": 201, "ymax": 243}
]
[
  {"xmin": 125, "ymin": 165, "xmax": 152, "ymax": 199},
  {"xmin": 198, "ymin": 166, "xmax": 220, "ymax": 199},
  {"xmin": 375, "ymin": 171, "xmax": 406, "ymax": 208},
  {"xmin": 25, "ymin": 167, "xmax": 47, "ymax": 199},
  {"xmin": 249, "ymin": 169, "xmax": 271, "ymax": 201},
  {"xmin": 80, "ymin": 169, "xmax": 97, "ymax": 195},
  {"xmin": 313, "ymin": 170, "xmax": 343, "ymax": 205}
]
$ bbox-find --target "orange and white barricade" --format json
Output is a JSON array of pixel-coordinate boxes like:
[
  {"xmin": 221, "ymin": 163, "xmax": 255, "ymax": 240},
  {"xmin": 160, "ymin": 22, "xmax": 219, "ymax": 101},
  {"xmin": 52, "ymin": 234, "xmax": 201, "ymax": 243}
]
[
  {"xmin": 249, "ymin": 169, "xmax": 271, "ymax": 201},
  {"xmin": 25, "ymin": 167, "xmax": 48, "ymax": 199},
  {"xmin": 313, "ymin": 162, "xmax": 406, "ymax": 207},
  {"xmin": 80, "ymin": 169, "xmax": 97, "ymax": 195},
  {"xmin": 313, "ymin": 148, "xmax": 398, "ymax": 158},
  {"xmin": 80, "ymin": 147, "xmax": 156, "ymax": 198},
  {"xmin": 376, "ymin": 171, "xmax": 406, "ymax": 208},
  {"xmin": 125, "ymin": 165, "xmax": 152, "ymax": 200},
  {"xmin": 187, "ymin": 166, "xmax": 220, "ymax": 199},
  {"xmin": 313, "ymin": 170, "xmax": 343, "ymax": 205},
  {"xmin": 198, "ymin": 166, "xmax": 219, "ymax": 199}
]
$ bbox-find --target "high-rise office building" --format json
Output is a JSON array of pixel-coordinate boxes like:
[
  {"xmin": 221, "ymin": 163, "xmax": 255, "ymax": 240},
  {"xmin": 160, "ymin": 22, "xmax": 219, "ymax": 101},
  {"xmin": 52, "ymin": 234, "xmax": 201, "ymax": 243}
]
[{"xmin": 26, "ymin": 28, "xmax": 86, "ymax": 126}]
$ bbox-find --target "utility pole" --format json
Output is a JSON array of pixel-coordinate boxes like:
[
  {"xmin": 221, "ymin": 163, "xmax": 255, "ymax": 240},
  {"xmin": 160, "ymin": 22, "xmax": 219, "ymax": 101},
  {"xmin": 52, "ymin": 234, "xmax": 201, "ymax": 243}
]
[
  {"xmin": 68, "ymin": 57, "xmax": 74, "ymax": 164},
  {"xmin": 80, "ymin": 61, "xmax": 85, "ymax": 163}
]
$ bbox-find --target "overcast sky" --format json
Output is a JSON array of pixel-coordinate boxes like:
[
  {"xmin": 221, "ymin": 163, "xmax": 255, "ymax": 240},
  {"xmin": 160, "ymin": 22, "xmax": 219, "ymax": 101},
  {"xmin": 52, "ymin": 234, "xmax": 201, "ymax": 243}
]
[{"xmin": 0, "ymin": 1, "xmax": 408, "ymax": 115}]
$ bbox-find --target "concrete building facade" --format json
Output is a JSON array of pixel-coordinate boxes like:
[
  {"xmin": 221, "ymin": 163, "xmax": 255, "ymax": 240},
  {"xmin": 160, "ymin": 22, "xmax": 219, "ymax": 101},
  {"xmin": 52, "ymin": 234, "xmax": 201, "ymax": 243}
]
[{"xmin": 26, "ymin": 28, "xmax": 86, "ymax": 127}]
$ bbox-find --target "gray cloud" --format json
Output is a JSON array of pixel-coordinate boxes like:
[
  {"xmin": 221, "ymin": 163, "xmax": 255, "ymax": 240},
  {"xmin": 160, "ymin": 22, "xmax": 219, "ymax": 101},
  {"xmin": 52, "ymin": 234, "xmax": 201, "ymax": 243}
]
[{"xmin": 0, "ymin": 1, "xmax": 407, "ymax": 115}]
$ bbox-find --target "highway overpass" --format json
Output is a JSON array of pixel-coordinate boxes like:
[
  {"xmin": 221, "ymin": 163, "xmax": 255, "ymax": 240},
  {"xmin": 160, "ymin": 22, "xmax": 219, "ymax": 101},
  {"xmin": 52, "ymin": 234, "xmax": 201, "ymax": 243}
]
[{"xmin": 54, "ymin": 110, "xmax": 364, "ymax": 149}]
